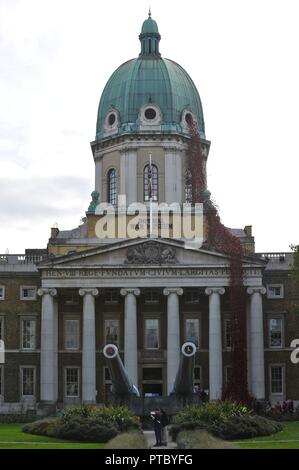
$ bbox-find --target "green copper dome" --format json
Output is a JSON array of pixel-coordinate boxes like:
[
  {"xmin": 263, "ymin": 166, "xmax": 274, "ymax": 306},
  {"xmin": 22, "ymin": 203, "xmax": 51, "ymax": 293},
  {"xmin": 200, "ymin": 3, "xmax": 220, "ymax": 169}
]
[{"xmin": 95, "ymin": 14, "xmax": 205, "ymax": 141}]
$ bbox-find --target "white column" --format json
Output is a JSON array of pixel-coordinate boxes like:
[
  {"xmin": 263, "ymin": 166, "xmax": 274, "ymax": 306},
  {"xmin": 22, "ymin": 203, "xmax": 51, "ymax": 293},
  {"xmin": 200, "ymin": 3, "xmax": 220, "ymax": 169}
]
[
  {"xmin": 120, "ymin": 288, "xmax": 140, "ymax": 385},
  {"xmin": 95, "ymin": 157, "xmax": 102, "ymax": 195},
  {"xmin": 79, "ymin": 288, "xmax": 99, "ymax": 404},
  {"xmin": 120, "ymin": 148, "xmax": 137, "ymax": 205},
  {"xmin": 163, "ymin": 287, "xmax": 183, "ymax": 394},
  {"xmin": 247, "ymin": 287, "xmax": 266, "ymax": 399},
  {"xmin": 165, "ymin": 148, "xmax": 182, "ymax": 204},
  {"xmin": 205, "ymin": 287, "xmax": 225, "ymax": 400},
  {"xmin": 38, "ymin": 288, "xmax": 57, "ymax": 403}
]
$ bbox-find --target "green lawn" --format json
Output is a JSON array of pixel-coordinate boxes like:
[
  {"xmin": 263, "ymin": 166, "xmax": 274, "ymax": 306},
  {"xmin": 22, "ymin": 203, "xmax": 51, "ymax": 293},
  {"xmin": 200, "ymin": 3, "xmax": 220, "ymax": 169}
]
[
  {"xmin": 236, "ymin": 421, "xmax": 299, "ymax": 449},
  {"xmin": 0, "ymin": 423, "xmax": 105, "ymax": 449}
]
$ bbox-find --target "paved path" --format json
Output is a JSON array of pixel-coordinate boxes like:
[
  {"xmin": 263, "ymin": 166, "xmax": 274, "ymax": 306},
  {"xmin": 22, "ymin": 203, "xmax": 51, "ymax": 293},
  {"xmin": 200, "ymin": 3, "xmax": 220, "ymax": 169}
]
[{"xmin": 144, "ymin": 428, "xmax": 177, "ymax": 449}]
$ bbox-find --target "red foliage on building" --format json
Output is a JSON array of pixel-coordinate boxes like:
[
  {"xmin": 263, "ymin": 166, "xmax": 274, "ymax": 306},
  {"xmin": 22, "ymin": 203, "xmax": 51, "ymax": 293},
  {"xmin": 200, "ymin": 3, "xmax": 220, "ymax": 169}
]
[{"xmin": 187, "ymin": 119, "xmax": 251, "ymax": 404}]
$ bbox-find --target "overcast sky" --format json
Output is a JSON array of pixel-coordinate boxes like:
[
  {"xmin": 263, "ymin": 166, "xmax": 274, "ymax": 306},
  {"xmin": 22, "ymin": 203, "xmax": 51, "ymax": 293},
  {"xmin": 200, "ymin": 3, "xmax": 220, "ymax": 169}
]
[{"xmin": 0, "ymin": 0, "xmax": 298, "ymax": 253}]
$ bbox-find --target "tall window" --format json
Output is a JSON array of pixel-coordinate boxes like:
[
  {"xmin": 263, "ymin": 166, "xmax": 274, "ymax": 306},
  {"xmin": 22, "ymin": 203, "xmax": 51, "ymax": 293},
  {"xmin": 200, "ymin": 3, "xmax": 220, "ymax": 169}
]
[
  {"xmin": 21, "ymin": 319, "xmax": 36, "ymax": 350},
  {"xmin": 144, "ymin": 164, "xmax": 158, "ymax": 202},
  {"xmin": 185, "ymin": 319, "xmax": 200, "ymax": 348},
  {"xmin": 270, "ymin": 365, "xmax": 284, "ymax": 394},
  {"xmin": 185, "ymin": 169, "xmax": 193, "ymax": 203},
  {"xmin": 145, "ymin": 319, "xmax": 159, "ymax": 349},
  {"xmin": 104, "ymin": 320, "xmax": 119, "ymax": 347},
  {"xmin": 0, "ymin": 286, "xmax": 5, "ymax": 300},
  {"xmin": 224, "ymin": 319, "xmax": 232, "ymax": 349},
  {"xmin": 269, "ymin": 318, "xmax": 283, "ymax": 348},
  {"xmin": 65, "ymin": 319, "xmax": 80, "ymax": 350},
  {"xmin": 65, "ymin": 367, "xmax": 79, "ymax": 397},
  {"xmin": 107, "ymin": 168, "xmax": 117, "ymax": 205},
  {"xmin": 21, "ymin": 367, "xmax": 35, "ymax": 396}
]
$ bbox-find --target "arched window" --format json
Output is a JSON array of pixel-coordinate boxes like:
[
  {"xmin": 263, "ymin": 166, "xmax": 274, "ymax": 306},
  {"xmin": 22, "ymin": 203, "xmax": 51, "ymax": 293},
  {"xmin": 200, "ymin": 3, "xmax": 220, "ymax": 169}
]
[
  {"xmin": 107, "ymin": 168, "xmax": 117, "ymax": 205},
  {"xmin": 185, "ymin": 169, "xmax": 193, "ymax": 203},
  {"xmin": 144, "ymin": 164, "xmax": 158, "ymax": 202}
]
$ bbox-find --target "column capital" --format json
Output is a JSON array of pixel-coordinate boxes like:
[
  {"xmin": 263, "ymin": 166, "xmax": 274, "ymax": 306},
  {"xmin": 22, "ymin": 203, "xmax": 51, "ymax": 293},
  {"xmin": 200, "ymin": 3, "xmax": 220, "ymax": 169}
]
[
  {"xmin": 163, "ymin": 287, "xmax": 183, "ymax": 296},
  {"xmin": 120, "ymin": 288, "xmax": 140, "ymax": 297},
  {"xmin": 205, "ymin": 287, "xmax": 225, "ymax": 296},
  {"xmin": 79, "ymin": 288, "xmax": 99, "ymax": 297},
  {"xmin": 247, "ymin": 286, "xmax": 266, "ymax": 295},
  {"xmin": 37, "ymin": 288, "xmax": 57, "ymax": 297}
]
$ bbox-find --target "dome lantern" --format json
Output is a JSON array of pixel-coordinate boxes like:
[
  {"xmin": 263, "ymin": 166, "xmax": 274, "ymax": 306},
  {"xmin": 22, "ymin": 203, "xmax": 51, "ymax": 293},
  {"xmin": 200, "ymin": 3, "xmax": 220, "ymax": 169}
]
[{"xmin": 139, "ymin": 10, "xmax": 161, "ymax": 57}]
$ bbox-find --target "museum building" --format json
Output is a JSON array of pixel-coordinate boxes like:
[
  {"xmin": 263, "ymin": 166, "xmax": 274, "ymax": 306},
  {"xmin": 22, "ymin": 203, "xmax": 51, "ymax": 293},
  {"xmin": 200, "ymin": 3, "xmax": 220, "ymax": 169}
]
[{"xmin": 0, "ymin": 13, "xmax": 298, "ymax": 414}]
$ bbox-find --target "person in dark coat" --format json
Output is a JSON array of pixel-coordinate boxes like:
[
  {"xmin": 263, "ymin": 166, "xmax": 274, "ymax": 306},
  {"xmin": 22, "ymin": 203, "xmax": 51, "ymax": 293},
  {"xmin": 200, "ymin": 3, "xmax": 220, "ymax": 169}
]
[{"xmin": 150, "ymin": 408, "xmax": 163, "ymax": 446}]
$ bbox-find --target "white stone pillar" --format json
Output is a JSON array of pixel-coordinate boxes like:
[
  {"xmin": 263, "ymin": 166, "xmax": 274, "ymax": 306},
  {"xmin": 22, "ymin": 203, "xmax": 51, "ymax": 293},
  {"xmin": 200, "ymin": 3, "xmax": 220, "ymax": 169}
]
[
  {"xmin": 205, "ymin": 287, "xmax": 225, "ymax": 400},
  {"xmin": 165, "ymin": 148, "xmax": 182, "ymax": 204},
  {"xmin": 163, "ymin": 287, "xmax": 183, "ymax": 394},
  {"xmin": 38, "ymin": 288, "xmax": 57, "ymax": 403},
  {"xmin": 120, "ymin": 288, "xmax": 140, "ymax": 385},
  {"xmin": 120, "ymin": 148, "xmax": 137, "ymax": 205},
  {"xmin": 247, "ymin": 287, "xmax": 266, "ymax": 399},
  {"xmin": 95, "ymin": 157, "xmax": 102, "ymax": 195},
  {"xmin": 79, "ymin": 288, "xmax": 99, "ymax": 404}
]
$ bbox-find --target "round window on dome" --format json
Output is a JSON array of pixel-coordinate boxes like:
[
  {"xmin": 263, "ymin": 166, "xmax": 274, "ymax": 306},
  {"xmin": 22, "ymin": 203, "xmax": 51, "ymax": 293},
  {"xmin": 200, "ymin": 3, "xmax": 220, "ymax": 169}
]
[
  {"xmin": 185, "ymin": 113, "xmax": 193, "ymax": 125},
  {"xmin": 144, "ymin": 108, "xmax": 157, "ymax": 120},
  {"xmin": 108, "ymin": 113, "xmax": 116, "ymax": 126}
]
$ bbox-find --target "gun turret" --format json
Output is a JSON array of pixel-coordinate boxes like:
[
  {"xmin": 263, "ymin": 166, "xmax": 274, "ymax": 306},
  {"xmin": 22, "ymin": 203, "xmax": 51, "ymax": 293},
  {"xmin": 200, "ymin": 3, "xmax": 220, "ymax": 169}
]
[
  {"xmin": 103, "ymin": 344, "xmax": 140, "ymax": 397},
  {"xmin": 171, "ymin": 342, "xmax": 196, "ymax": 396}
]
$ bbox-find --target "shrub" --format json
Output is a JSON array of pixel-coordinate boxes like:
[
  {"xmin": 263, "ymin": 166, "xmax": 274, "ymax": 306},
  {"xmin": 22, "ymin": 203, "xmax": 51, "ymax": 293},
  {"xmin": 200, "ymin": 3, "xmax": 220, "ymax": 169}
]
[
  {"xmin": 22, "ymin": 418, "xmax": 59, "ymax": 436},
  {"xmin": 61, "ymin": 405, "xmax": 139, "ymax": 432},
  {"xmin": 210, "ymin": 414, "xmax": 283, "ymax": 440},
  {"xmin": 54, "ymin": 417, "xmax": 117, "ymax": 442},
  {"xmin": 174, "ymin": 401, "xmax": 251, "ymax": 426},
  {"xmin": 177, "ymin": 430, "xmax": 236, "ymax": 449},
  {"xmin": 170, "ymin": 401, "xmax": 282, "ymax": 441},
  {"xmin": 106, "ymin": 430, "xmax": 147, "ymax": 449}
]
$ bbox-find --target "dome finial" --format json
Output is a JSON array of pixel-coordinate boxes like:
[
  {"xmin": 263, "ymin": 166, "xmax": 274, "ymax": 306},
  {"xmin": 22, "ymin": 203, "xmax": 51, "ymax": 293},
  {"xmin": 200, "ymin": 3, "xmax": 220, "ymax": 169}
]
[{"xmin": 139, "ymin": 11, "xmax": 161, "ymax": 57}]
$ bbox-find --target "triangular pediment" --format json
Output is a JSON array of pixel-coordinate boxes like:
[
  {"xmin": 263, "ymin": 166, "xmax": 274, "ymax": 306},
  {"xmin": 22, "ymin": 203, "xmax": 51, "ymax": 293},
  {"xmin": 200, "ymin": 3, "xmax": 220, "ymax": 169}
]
[{"xmin": 38, "ymin": 238, "xmax": 264, "ymax": 269}]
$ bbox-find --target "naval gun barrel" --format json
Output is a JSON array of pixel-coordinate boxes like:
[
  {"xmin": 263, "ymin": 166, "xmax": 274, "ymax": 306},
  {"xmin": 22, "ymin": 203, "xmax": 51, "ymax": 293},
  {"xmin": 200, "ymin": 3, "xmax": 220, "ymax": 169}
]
[
  {"xmin": 171, "ymin": 342, "xmax": 197, "ymax": 396},
  {"xmin": 103, "ymin": 344, "xmax": 140, "ymax": 397}
]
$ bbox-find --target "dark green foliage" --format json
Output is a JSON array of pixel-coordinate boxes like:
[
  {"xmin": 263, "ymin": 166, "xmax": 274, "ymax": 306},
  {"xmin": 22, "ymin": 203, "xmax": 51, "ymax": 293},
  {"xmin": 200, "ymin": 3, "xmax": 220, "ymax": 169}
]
[
  {"xmin": 210, "ymin": 415, "xmax": 283, "ymax": 440},
  {"xmin": 170, "ymin": 402, "xmax": 282, "ymax": 441},
  {"xmin": 22, "ymin": 406, "xmax": 140, "ymax": 443}
]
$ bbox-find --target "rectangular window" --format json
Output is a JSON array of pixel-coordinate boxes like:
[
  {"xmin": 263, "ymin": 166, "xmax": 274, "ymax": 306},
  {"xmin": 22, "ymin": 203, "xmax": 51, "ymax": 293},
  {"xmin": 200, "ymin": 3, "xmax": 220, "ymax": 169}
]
[
  {"xmin": 20, "ymin": 287, "xmax": 37, "ymax": 301},
  {"xmin": 0, "ymin": 286, "xmax": 5, "ymax": 301},
  {"xmin": 185, "ymin": 289, "xmax": 199, "ymax": 303},
  {"xmin": 21, "ymin": 320, "xmax": 36, "ymax": 350},
  {"xmin": 64, "ymin": 293, "xmax": 79, "ymax": 305},
  {"xmin": 145, "ymin": 319, "xmax": 159, "ymax": 349},
  {"xmin": 185, "ymin": 318, "xmax": 200, "ymax": 348},
  {"xmin": 270, "ymin": 365, "xmax": 283, "ymax": 394},
  {"xmin": 65, "ymin": 367, "xmax": 79, "ymax": 397},
  {"xmin": 21, "ymin": 367, "xmax": 35, "ymax": 396},
  {"xmin": 224, "ymin": 319, "xmax": 232, "ymax": 349},
  {"xmin": 65, "ymin": 319, "xmax": 80, "ymax": 350},
  {"xmin": 104, "ymin": 290, "xmax": 119, "ymax": 304},
  {"xmin": 104, "ymin": 319, "xmax": 119, "ymax": 347},
  {"xmin": 0, "ymin": 366, "xmax": 3, "ymax": 396},
  {"xmin": 269, "ymin": 318, "xmax": 283, "ymax": 348},
  {"xmin": 144, "ymin": 290, "xmax": 159, "ymax": 304},
  {"xmin": 142, "ymin": 368, "xmax": 163, "ymax": 381},
  {"xmin": 267, "ymin": 284, "xmax": 284, "ymax": 299}
]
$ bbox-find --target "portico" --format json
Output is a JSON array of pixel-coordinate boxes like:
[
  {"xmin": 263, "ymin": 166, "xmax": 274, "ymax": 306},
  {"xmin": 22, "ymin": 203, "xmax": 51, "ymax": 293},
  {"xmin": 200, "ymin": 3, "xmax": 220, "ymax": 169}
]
[{"xmin": 37, "ymin": 238, "xmax": 266, "ymax": 405}]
